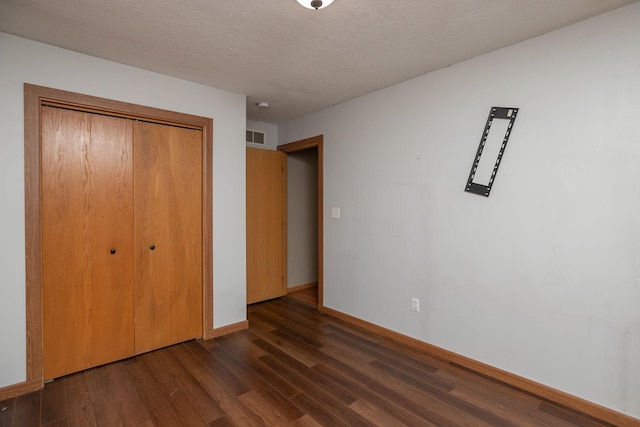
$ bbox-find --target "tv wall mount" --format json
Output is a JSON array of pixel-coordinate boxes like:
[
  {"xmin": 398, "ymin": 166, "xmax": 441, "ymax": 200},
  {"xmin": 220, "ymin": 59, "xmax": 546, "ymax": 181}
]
[{"xmin": 465, "ymin": 106, "xmax": 519, "ymax": 197}]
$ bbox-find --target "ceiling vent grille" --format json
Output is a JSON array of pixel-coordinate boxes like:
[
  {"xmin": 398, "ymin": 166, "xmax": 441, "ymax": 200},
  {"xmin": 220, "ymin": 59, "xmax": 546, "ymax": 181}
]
[{"xmin": 246, "ymin": 130, "xmax": 265, "ymax": 145}]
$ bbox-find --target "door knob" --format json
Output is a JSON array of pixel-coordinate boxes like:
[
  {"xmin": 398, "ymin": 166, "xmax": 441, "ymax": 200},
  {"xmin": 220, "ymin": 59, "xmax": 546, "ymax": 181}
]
[
  {"xmin": 110, "ymin": 249, "xmax": 116, "ymax": 254},
  {"xmin": 150, "ymin": 245, "xmax": 156, "ymax": 250}
]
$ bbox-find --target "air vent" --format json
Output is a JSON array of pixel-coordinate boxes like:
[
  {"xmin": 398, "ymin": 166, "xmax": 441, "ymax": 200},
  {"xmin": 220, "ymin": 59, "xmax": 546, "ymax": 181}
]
[{"xmin": 246, "ymin": 130, "xmax": 265, "ymax": 145}]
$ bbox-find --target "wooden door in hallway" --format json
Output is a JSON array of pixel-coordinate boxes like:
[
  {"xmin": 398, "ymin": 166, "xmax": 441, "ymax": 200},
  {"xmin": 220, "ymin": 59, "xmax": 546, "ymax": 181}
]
[{"xmin": 246, "ymin": 148, "xmax": 285, "ymax": 304}]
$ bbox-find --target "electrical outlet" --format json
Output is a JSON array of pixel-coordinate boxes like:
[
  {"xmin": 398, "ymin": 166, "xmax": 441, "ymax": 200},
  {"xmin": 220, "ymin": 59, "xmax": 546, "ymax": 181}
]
[{"xmin": 411, "ymin": 298, "xmax": 420, "ymax": 312}]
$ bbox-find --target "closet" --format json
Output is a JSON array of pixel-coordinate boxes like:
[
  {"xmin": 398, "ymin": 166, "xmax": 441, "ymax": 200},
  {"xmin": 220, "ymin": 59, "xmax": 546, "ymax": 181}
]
[{"xmin": 41, "ymin": 105, "xmax": 203, "ymax": 380}]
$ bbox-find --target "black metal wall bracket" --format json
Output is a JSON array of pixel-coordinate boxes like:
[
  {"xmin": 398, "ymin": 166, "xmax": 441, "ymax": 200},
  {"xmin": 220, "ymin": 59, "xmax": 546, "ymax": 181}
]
[{"xmin": 465, "ymin": 106, "xmax": 519, "ymax": 197}]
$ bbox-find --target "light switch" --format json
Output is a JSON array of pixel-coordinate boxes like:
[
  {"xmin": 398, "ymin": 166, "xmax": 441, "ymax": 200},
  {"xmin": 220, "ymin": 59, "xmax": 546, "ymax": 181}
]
[{"xmin": 331, "ymin": 207, "xmax": 341, "ymax": 218}]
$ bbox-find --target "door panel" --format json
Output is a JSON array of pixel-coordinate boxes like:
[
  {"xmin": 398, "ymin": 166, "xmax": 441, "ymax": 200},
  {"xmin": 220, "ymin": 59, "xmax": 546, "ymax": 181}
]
[
  {"xmin": 246, "ymin": 148, "xmax": 285, "ymax": 304},
  {"xmin": 134, "ymin": 121, "xmax": 203, "ymax": 353},
  {"xmin": 41, "ymin": 107, "xmax": 134, "ymax": 379},
  {"xmin": 89, "ymin": 114, "xmax": 135, "ymax": 367}
]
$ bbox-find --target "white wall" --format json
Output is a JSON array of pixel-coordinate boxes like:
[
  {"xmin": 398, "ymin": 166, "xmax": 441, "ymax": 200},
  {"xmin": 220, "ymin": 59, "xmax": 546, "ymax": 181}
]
[
  {"xmin": 246, "ymin": 120, "xmax": 278, "ymax": 150},
  {"xmin": 287, "ymin": 148, "xmax": 318, "ymax": 288},
  {"xmin": 0, "ymin": 34, "xmax": 247, "ymax": 388},
  {"xmin": 279, "ymin": 3, "xmax": 640, "ymax": 417}
]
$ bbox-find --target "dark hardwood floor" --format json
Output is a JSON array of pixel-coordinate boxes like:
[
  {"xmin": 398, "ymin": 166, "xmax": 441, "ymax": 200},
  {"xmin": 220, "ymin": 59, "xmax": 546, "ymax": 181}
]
[
  {"xmin": 0, "ymin": 296, "xmax": 616, "ymax": 426},
  {"xmin": 287, "ymin": 285, "xmax": 318, "ymax": 307}
]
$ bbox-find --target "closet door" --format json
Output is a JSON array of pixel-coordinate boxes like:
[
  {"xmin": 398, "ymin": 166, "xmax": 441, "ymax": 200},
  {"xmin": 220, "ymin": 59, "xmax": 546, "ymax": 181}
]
[
  {"xmin": 134, "ymin": 121, "xmax": 203, "ymax": 353},
  {"xmin": 41, "ymin": 106, "xmax": 134, "ymax": 380}
]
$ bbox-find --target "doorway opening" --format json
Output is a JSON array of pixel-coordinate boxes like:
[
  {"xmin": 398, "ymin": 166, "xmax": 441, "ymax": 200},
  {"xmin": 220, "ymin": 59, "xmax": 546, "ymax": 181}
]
[{"xmin": 279, "ymin": 135, "xmax": 324, "ymax": 309}]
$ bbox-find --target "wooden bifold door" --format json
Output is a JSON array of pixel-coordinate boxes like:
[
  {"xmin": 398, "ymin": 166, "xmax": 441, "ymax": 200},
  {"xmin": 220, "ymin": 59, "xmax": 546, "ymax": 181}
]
[{"xmin": 41, "ymin": 105, "xmax": 202, "ymax": 380}]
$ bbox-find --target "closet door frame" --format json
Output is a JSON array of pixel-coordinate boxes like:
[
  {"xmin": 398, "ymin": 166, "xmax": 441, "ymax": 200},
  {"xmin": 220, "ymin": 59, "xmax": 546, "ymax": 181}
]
[{"xmin": 24, "ymin": 84, "xmax": 213, "ymax": 389}]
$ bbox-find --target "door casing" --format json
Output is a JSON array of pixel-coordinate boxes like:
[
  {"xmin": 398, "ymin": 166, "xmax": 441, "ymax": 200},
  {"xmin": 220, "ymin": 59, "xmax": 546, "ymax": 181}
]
[{"xmin": 278, "ymin": 135, "xmax": 324, "ymax": 308}]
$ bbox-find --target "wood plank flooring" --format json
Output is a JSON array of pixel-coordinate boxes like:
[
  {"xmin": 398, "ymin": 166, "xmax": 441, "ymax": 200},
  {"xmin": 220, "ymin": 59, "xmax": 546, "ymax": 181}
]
[
  {"xmin": 287, "ymin": 285, "xmax": 318, "ymax": 307},
  {"xmin": 0, "ymin": 296, "xmax": 616, "ymax": 426}
]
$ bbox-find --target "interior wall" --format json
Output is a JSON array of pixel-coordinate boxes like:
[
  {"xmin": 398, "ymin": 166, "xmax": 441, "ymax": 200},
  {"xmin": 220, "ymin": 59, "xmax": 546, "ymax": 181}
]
[
  {"xmin": 287, "ymin": 148, "xmax": 319, "ymax": 288},
  {"xmin": 0, "ymin": 33, "xmax": 247, "ymax": 389},
  {"xmin": 246, "ymin": 120, "xmax": 278, "ymax": 150},
  {"xmin": 278, "ymin": 3, "xmax": 640, "ymax": 417}
]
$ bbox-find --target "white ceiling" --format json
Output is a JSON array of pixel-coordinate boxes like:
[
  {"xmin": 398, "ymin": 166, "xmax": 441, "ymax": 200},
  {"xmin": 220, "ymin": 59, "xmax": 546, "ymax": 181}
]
[{"xmin": 0, "ymin": 0, "xmax": 636, "ymax": 124}]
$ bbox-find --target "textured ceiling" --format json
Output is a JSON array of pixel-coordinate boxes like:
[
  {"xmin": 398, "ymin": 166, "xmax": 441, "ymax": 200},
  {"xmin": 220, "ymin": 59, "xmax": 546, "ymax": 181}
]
[{"xmin": 0, "ymin": 0, "xmax": 636, "ymax": 124}]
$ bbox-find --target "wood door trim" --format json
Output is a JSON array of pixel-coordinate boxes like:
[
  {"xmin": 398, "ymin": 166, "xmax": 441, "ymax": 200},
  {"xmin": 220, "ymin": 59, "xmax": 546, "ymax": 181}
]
[
  {"xmin": 24, "ymin": 84, "xmax": 213, "ymax": 388},
  {"xmin": 278, "ymin": 135, "xmax": 324, "ymax": 308},
  {"xmin": 0, "ymin": 379, "xmax": 42, "ymax": 401},
  {"xmin": 281, "ymin": 153, "xmax": 288, "ymax": 297},
  {"xmin": 204, "ymin": 320, "xmax": 249, "ymax": 339}
]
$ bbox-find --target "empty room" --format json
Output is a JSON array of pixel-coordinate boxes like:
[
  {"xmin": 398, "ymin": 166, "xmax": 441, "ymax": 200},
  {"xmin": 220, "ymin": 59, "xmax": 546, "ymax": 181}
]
[{"xmin": 1, "ymin": 1, "xmax": 639, "ymax": 425}]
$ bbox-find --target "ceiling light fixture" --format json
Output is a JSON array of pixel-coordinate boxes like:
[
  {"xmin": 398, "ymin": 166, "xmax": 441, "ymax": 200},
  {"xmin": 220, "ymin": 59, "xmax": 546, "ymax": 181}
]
[
  {"xmin": 296, "ymin": 0, "xmax": 334, "ymax": 10},
  {"xmin": 257, "ymin": 101, "xmax": 270, "ymax": 108}
]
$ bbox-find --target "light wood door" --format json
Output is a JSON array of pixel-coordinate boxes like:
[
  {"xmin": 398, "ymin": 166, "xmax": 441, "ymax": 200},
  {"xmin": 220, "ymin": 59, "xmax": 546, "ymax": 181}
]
[
  {"xmin": 41, "ymin": 107, "xmax": 134, "ymax": 380},
  {"xmin": 246, "ymin": 148, "xmax": 285, "ymax": 304},
  {"xmin": 134, "ymin": 121, "xmax": 203, "ymax": 353}
]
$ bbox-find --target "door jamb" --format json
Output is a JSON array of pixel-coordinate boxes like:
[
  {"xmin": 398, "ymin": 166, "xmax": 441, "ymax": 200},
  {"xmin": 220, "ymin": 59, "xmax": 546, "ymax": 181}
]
[{"xmin": 278, "ymin": 135, "xmax": 324, "ymax": 308}]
